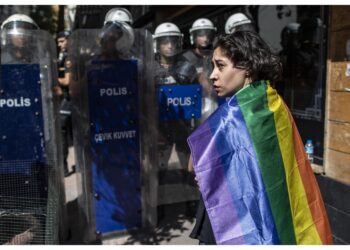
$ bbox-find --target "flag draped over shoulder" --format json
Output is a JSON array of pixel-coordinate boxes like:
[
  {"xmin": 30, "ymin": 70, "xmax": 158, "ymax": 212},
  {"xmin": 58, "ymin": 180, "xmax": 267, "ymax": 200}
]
[{"xmin": 187, "ymin": 80, "xmax": 332, "ymax": 245}]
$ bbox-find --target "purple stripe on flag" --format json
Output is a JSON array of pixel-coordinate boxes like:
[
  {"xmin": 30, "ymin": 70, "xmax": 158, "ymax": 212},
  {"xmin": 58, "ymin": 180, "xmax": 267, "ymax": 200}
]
[{"xmin": 188, "ymin": 109, "xmax": 245, "ymax": 244}]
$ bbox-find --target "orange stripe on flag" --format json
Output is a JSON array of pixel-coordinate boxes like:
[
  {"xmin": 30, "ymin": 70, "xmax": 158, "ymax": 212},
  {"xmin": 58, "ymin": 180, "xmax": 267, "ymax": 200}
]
[{"xmin": 285, "ymin": 103, "xmax": 333, "ymax": 244}]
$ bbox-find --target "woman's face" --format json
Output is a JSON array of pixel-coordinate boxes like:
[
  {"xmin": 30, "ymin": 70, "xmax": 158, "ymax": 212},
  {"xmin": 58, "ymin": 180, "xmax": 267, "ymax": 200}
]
[{"xmin": 210, "ymin": 47, "xmax": 249, "ymax": 97}]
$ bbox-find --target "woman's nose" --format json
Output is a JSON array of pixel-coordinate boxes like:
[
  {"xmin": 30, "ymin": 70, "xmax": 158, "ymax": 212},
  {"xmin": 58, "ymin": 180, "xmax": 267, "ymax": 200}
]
[{"xmin": 209, "ymin": 68, "xmax": 217, "ymax": 81}]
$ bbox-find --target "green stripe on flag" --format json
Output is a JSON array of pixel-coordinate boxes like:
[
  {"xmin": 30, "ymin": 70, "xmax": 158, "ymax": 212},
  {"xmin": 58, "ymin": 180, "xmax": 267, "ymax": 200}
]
[{"xmin": 236, "ymin": 81, "xmax": 296, "ymax": 244}]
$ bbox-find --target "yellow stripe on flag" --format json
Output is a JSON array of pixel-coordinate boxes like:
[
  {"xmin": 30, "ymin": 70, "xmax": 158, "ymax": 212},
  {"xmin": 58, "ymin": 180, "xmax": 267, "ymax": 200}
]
[{"xmin": 266, "ymin": 83, "xmax": 322, "ymax": 244}]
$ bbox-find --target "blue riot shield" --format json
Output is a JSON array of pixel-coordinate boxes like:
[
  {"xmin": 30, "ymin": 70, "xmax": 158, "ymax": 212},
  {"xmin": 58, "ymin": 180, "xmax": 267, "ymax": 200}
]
[
  {"xmin": 70, "ymin": 28, "xmax": 155, "ymax": 241},
  {"xmin": 156, "ymin": 82, "xmax": 202, "ymax": 216},
  {"xmin": 0, "ymin": 64, "xmax": 45, "ymax": 163},
  {"xmin": 0, "ymin": 65, "xmax": 49, "ymax": 241},
  {"xmin": 158, "ymin": 84, "xmax": 202, "ymax": 121},
  {"xmin": 0, "ymin": 29, "xmax": 64, "ymax": 244},
  {"xmin": 153, "ymin": 49, "xmax": 217, "ymax": 225},
  {"xmin": 88, "ymin": 59, "xmax": 141, "ymax": 232}
]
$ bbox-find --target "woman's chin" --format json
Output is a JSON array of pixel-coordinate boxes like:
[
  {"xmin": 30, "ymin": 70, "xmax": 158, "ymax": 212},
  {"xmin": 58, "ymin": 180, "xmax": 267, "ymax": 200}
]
[
  {"xmin": 216, "ymin": 91, "xmax": 224, "ymax": 97},
  {"xmin": 218, "ymin": 92, "xmax": 230, "ymax": 97}
]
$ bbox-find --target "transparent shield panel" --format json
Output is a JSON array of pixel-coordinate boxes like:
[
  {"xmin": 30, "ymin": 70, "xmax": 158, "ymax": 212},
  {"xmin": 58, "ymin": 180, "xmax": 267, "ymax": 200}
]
[
  {"xmin": 69, "ymin": 29, "xmax": 99, "ymax": 242},
  {"xmin": 181, "ymin": 48, "xmax": 218, "ymax": 122},
  {"xmin": 153, "ymin": 48, "xmax": 216, "ymax": 222},
  {"xmin": 0, "ymin": 160, "xmax": 59, "ymax": 244},
  {"xmin": 0, "ymin": 29, "xmax": 64, "ymax": 244}
]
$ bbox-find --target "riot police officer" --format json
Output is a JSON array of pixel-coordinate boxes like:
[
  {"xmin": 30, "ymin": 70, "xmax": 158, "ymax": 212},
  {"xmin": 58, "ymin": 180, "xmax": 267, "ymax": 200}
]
[
  {"xmin": 153, "ymin": 21, "xmax": 196, "ymax": 156},
  {"xmin": 1, "ymin": 14, "xmax": 65, "ymax": 244},
  {"xmin": 183, "ymin": 18, "xmax": 218, "ymax": 122},
  {"xmin": 153, "ymin": 22, "xmax": 199, "ymax": 219},
  {"xmin": 98, "ymin": 7, "xmax": 134, "ymax": 60},
  {"xmin": 55, "ymin": 30, "xmax": 72, "ymax": 177},
  {"xmin": 183, "ymin": 18, "xmax": 216, "ymax": 74},
  {"xmin": 57, "ymin": 30, "xmax": 71, "ymax": 79},
  {"xmin": 69, "ymin": 7, "xmax": 156, "ymax": 238},
  {"xmin": 153, "ymin": 22, "xmax": 196, "ymax": 85},
  {"xmin": 225, "ymin": 12, "xmax": 257, "ymax": 34}
]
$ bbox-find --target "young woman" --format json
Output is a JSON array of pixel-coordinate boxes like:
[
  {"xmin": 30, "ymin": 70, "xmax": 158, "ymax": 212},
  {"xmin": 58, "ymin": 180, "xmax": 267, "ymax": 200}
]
[{"xmin": 188, "ymin": 31, "xmax": 332, "ymax": 245}]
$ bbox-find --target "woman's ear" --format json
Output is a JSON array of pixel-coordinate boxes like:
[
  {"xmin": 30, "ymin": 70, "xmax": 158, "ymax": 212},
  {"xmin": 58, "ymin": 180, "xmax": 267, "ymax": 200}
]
[{"xmin": 244, "ymin": 71, "xmax": 253, "ymax": 85}]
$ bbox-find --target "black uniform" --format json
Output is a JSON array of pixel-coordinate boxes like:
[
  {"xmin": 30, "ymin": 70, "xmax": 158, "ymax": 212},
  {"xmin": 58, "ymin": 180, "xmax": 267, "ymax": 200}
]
[
  {"xmin": 155, "ymin": 54, "xmax": 196, "ymax": 165},
  {"xmin": 189, "ymin": 195, "xmax": 216, "ymax": 244},
  {"xmin": 58, "ymin": 50, "xmax": 70, "ymax": 96},
  {"xmin": 57, "ymin": 49, "xmax": 72, "ymax": 176},
  {"xmin": 155, "ymin": 53, "xmax": 199, "ymax": 220},
  {"xmin": 182, "ymin": 49, "xmax": 212, "ymax": 79},
  {"xmin": 155, "ymin": 54, "xmax": 197, "ymax": 85}
]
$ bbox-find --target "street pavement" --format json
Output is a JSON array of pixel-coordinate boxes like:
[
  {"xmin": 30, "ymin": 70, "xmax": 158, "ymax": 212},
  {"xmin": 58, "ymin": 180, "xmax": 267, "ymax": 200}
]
[{"xmin": 63, "ymin": 146, "xmax": 198, "ymax": 245}]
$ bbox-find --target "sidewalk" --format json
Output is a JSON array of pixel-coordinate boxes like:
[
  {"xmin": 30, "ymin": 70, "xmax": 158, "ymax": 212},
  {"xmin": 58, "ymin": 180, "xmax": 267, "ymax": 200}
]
[{"xmin": 63, "ymin": 146, "xmax": 198, "ymax": 245}]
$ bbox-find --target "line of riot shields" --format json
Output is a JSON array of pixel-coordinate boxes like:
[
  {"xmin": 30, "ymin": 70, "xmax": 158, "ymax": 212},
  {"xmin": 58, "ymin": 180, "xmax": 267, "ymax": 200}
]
[
  {"xmin": 0, "ymin": 29, "xmax": 65, "ymax": 244},
  {"xmin": 0, "ymin": 25, "xmax": 226, "ymax": 245},
  {"xmin": 0, "ymin": 22, "xmax": 224, "ymax": 245},
  {"xmin": 67, "ymin": 24, "xmax": 226, "ymax": 242}
]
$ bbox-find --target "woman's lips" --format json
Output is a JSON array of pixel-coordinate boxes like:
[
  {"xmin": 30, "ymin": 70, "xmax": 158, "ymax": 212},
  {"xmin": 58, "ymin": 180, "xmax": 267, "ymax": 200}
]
[{"xmin": 213, "ymin": 85, "xmax": 220, "ymax": 93}]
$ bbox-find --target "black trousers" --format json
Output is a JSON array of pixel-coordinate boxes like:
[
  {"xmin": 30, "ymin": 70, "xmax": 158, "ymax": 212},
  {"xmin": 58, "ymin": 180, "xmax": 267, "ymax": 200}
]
[{"xmin": 189, "ymin": 195, "xmax": 216, "ymax": 245}]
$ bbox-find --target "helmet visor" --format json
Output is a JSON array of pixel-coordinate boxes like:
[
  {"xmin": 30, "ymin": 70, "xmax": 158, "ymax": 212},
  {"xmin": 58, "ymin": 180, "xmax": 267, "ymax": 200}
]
[
  {"xmin": 192, "ymin": 29, "xmax": 215, "ymax": 48},
  {"xmin": 100, "ymin": 21, "xmax": 135, "ymax": 53},
  {"xmin": 156, "ymin": 36, "xmax": 182, "ymax": 57},
  {"xmin": 2, "ymin": 21, "xmax": 38, "ymax": 32},
  {"xmin": 2, "ymin": 28, "xmax": 34, "ymax": 49}
]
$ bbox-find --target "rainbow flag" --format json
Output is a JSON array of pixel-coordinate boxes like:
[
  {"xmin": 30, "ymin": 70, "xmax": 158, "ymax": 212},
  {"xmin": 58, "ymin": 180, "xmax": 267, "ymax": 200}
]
[{"xmin": 187, "ymin": 80, "xmax": 332, "ymax": 245}]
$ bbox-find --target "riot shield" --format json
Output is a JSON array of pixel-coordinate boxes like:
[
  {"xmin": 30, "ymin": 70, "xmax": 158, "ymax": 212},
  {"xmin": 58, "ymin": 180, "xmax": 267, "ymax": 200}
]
[
  {"xmin": 69, "ymin": 27, "xmax": 155, "ymax": 241},
  {"xmin": 182, "ymin": 48, "xmax": 217, "ymax": 122},
  {"xmin": 153, "ymin": 49, "xmax": 219, "ymax": 222},
  {"xmin": 0, "ymin": 29, "xmax": 65, "ymax": 244}
]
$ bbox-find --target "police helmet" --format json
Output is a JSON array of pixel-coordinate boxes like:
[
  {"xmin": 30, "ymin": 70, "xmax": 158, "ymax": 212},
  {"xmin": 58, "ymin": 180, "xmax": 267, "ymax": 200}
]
[
  {"xmin": 225, "ymin": 13, "xmax": 253, "ymax": 34},
  {"xmin": 57, "ymin": 30, "xmax": 71, "ymax": 39},
  {"xmin": 1, "ymin": 14, "xmax": 39, "ymax": 31},
  {"xmin": 100, "ymin": 8, "xmax": 134, "ymax": 52},
  {"xmin": 1, "ymin": 14, "xmax": 39, "ymax": 47},
  {"xmin": 153, "ymin": 22, "xmax": 183, "ymax": 56},
  {"xmin": 281, "ymin": 22, "xmax": 300, "ymax": 49},
  {"xmin": 104, "ymin": 7, "xmax": 133, "ymax": 25},
  {"xmin": 189, "ymin": 18, "xmax": 216, "ymax": 48}
]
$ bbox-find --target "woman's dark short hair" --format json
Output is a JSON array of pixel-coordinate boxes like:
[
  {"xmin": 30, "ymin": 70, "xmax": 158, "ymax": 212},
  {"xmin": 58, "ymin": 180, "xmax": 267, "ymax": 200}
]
[{"xmin": 215, "ymin": 31, "xmax": 282, "ymax": 83}]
